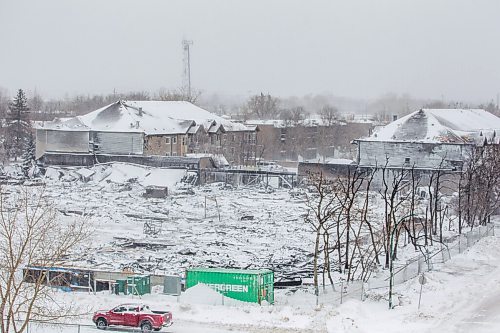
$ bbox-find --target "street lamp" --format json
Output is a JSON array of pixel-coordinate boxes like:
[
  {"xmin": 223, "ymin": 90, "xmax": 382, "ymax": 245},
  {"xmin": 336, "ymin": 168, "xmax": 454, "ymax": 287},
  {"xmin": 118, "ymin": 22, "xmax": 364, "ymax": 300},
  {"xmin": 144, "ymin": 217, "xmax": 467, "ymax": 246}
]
[{"xmin": 388, "ymin": 213, "xmax": 413, "ymax": 309}]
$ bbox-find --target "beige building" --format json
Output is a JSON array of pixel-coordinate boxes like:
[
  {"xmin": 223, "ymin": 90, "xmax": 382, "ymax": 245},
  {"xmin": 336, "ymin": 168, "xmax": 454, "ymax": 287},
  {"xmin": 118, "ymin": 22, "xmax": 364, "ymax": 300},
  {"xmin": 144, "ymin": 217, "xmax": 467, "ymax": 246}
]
[{"xmin": 35, "ymin": 100, "xmax": 258, "ymax": 166}]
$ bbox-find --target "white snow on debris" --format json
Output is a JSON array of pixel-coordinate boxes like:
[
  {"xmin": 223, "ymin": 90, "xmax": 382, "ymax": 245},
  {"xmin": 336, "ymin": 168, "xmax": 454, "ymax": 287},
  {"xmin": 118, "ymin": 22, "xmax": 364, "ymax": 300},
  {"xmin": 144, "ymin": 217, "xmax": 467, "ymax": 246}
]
[
  {"xmin": 365, "ymin": 108, "xmax": 500, "ymax": 143},
  {"xmin": 34, "ymin": 223, "xmax": 500, "ymax": 333},
  {"xmin": 44, "ymin": 163, "xmax": 186, "ymax": 188},
  {"xmin": 323, "ymin": 158, "xmax": 356, "ymax": 165},
  {"xmin": 142, "ymin": 168, "xmax": 186, "ymax": 188}
]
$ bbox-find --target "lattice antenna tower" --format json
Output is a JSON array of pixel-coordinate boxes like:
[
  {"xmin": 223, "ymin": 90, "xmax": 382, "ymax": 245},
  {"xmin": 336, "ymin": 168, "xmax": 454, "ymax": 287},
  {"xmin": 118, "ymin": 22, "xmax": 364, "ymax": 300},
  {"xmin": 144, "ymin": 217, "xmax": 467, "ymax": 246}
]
[{"xmin": 182, "ymin": 39, "xmax": 193, "ymax": 98}]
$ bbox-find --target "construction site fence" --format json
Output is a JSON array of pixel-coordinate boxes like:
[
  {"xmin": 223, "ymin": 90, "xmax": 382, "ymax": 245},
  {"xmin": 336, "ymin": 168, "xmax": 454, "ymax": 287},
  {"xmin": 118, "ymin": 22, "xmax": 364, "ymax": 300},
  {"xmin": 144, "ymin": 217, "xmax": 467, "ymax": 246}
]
[
  {"xmin": 313, "ymin": 223, "xmax": 494, "ymax": 305},
  {"xmin": 19, "ymin": 319, "xmax": 148, "ymax": 333},
  {"xmin": 385, "ymin": 223, "xmax": 495, "ymax": 287},
  {"xmin": 15, "ymin": 224, "xmax": 496, "ymax": 327}
]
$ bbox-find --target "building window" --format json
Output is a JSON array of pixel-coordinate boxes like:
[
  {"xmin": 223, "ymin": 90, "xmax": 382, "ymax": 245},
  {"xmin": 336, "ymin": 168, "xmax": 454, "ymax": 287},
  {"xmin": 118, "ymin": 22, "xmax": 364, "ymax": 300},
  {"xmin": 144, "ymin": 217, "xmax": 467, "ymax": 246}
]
[
  {"xmin": 172, "ymin": 136, "xmax": 177, "ymax": 144},
  {"xmin": 166, "ymin": 152, "xmax": 171, "ymax": 156},
  {"xmin": 405, "ymin": 157, "xmax": 410, "ymax": 164},
  {"xmin": 182, "ymin": 137, "xmax": 186, "ymax": 145},
  {"xmin": 280, "ymin": 128, "xmax": 286, "ymax": 142},
  {"xmin": 165, "ymin": 137, "xmax": 171, "ymax": 144},
  {"xmin": 172, "ymin": 152, "xmax": 177, "ymax": 156},
  {"xmin": 232, "ymin": 134, "xmax": 236, "ymax": 142}
]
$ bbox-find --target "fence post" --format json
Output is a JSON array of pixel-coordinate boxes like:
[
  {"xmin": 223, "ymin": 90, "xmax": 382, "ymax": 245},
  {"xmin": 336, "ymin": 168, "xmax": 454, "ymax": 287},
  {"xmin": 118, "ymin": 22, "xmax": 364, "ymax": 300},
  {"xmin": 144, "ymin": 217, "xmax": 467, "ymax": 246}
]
[
  {"xmin": 340, "ymin": 281, "xmax": 343, "ymax": 304},
  {"xmin": 78, "ymin": 324, "xmax": 81, "ymax": 333},
  {"xmin": 360, "ymin": 282, "xmax": 364, "ymax": 301}
]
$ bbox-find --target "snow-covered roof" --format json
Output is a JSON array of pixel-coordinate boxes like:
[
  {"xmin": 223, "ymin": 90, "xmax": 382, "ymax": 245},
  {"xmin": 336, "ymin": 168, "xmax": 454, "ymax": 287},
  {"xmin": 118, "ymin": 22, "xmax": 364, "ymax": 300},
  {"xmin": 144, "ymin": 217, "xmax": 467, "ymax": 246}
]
[
  {"xmin": 36, "ymin": 100, "xmax": 255, "ymax": 135},
  {"xmin": 246, "ymin": 118, "xmax": 345, "ymax": 128},
  {"xmin": 323, "ymin": 158, "xmax": 356, "ymax": 165},
  {"xmin": 360, "ymin": 109, "xmax": 500, "ymax": 144},
  {"xmin": 35, "ymin": 116, "xmax": 90, "ymax": 132}
]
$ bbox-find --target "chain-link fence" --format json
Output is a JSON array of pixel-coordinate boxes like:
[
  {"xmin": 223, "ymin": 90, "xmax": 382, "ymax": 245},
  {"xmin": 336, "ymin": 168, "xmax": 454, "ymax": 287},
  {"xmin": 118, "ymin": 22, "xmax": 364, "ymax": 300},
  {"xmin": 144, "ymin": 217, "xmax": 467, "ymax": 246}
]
[
  {"xmin": 315, "ymin": 280, "xmax": 366, "ymax": 305},
  {"xmin": 19, "ymin": 224, "xmax": 496, "ymax": 325},
  {"xmin": 318, "ymin": 223, "xmax": 495, "ymax": 303},
  {"xmin": 22, "ymin": 320, "xmax": 150, "ymax": 333},
  {"xmin": 388, "ymin": 223, "xmax": 494, "ymax": 286}
]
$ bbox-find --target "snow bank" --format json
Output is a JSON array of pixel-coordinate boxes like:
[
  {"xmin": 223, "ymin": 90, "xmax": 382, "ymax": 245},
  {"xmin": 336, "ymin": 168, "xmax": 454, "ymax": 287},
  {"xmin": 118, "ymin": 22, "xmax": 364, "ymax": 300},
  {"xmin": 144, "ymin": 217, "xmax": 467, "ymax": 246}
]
[
  {"xmin": 45, "ymin": 163, "xmax": 186, "ymax": 188},
  {"xmin": 181, "ymin": 283, "xmax": 249, "ymax": 306}
]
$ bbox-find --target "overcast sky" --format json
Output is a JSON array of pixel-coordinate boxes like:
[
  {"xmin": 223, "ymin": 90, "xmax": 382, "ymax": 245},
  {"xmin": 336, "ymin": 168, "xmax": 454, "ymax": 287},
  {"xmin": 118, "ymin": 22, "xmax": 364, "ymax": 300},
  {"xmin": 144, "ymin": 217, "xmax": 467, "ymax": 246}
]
[{"xmin": 1, "ymin": 0, "xmax": 499, "ymax": 101}]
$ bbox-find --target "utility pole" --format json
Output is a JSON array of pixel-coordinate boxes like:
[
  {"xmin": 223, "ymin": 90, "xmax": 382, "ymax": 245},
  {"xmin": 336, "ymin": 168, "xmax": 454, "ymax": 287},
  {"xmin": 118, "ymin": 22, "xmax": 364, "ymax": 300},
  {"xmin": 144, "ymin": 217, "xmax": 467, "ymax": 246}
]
[{"xmin": 182, "ymin": 39, "xmax": 193, "ymax": 99}]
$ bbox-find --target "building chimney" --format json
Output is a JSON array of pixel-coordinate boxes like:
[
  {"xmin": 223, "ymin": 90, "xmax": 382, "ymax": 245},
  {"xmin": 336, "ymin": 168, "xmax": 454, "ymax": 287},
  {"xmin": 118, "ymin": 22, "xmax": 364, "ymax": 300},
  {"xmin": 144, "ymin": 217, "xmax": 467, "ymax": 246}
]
[
  {"xmin": 138, "ymin": 107, "xmax": 143, "ymax": 116},
  {"xmin": 135, "ymin": 121, "xmax": 140, "ymax": 129}
]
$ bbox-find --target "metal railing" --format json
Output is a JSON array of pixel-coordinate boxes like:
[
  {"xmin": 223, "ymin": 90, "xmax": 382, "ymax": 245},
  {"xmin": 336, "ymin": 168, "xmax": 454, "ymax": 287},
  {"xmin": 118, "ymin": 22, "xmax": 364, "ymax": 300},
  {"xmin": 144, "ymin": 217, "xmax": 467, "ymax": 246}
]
[{"xmin": 24, "ymin": 320, "xmax": 148, "ymax": 333}]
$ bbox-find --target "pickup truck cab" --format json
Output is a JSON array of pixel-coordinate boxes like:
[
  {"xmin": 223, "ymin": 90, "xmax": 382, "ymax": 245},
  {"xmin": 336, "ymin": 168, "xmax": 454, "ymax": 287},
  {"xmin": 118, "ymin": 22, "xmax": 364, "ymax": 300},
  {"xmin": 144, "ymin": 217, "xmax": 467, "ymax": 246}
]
[{"xmin": 92, "ymin": 303, "xmax": 173, "ymax": 332}]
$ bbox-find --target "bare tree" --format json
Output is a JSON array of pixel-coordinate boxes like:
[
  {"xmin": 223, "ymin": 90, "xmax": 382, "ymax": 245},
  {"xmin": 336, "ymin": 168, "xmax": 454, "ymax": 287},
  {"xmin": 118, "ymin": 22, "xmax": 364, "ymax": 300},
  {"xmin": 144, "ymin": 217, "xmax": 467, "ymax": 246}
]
[
  {"xmin": 156, "ymin": 87, "xmax": 201, "ymax": 104},
  {"xmin": 304, "ymin": 171, "xmax": 339, "ymax": 298},
  {"xmin": 0, "ymin": 186, "xmax": 90, "ymax": 333},
  {"xmin": 319, "ymin": 105, "xmax": 339, "ymax": 126},
  {"xmin": 459, "ymin": 143, "xmax": 500, "ymax": 229},
  {"xmin": 245, "ymin": 93, "xmax": 280, "ymax": 120}
]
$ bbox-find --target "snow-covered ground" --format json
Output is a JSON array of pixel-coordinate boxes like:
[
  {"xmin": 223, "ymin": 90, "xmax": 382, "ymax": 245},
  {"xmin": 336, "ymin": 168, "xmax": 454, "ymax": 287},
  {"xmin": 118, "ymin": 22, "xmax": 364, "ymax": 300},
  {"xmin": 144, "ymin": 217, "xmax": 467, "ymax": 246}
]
[
  {"xmin": 6, "ymin": 163, "xmax": 500, "ymax": 332},
  {"xmin": 33, "ymin": 220, "xmax": 500, "ymax": 332},
  {"xmin": 35, "ymin": 163, "xmax": 313, "ymax": 279}
]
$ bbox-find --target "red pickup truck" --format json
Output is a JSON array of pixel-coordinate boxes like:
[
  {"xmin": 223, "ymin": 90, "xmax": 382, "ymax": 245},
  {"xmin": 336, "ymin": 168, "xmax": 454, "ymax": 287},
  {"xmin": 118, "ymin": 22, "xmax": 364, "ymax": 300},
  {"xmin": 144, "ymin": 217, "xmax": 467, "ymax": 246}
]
[{"xmin": 92, "ymin": 303, "xmax": 173, "ymax": 332}]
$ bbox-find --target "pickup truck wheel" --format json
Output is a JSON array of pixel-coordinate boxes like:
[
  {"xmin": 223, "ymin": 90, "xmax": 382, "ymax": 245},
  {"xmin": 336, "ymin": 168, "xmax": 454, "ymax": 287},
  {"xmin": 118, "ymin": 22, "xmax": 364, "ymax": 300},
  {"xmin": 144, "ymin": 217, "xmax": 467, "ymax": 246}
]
[
  {"xmin": 95, "ymin": 318, "xmax": 108, "ymax": 330},
  {"xmin": 140, "ymin": 321, "xmax": 153, "ymax": 332}
]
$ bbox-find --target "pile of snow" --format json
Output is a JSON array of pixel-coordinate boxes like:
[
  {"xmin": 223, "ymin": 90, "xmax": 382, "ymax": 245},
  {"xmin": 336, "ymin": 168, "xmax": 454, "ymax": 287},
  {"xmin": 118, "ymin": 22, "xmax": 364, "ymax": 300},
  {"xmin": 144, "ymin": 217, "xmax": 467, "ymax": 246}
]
[
  {"xmin": 324, "ymin": 158, "xmax": 356, "ymax": 165},
  {"xmin": 180, "ymin": 283, "xmax": 249, "ymax": 306},
  {"xmin": 44, "ymin": 162, "xmax": 186, "ymax": 188}
]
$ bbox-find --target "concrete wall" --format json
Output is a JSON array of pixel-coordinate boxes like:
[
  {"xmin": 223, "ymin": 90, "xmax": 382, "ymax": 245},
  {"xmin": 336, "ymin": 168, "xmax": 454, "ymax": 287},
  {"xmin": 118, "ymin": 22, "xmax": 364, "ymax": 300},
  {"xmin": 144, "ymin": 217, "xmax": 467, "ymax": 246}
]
[
  {"xmin": 41, "ymin": 152, "xmax": 215, "ymax": 171},
  {"xmin": 36, "ymin": 129, "xmax": 89, "ymax": 159},
  {"xmin": 299, "ymin": 161, "xmax": 462, "ymax": 194},
  {"xmin": 298, "ymin": 162, "xmax": 358, "ymax": 179},
  {"xmin": 92, "ymin": 132, "xmax": 143, "ymax": 155},
  {"xmin": 358, "ymin": 141, "xmax": 471, "ymax": 170}
]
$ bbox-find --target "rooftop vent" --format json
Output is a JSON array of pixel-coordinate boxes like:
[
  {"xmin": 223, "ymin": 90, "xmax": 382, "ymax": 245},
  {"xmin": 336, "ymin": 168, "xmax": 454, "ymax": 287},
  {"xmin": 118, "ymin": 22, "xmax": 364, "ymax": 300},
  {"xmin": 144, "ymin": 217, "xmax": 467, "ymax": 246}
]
[{"xmin": 138, "ymin": 107, "xmax": 143, "ymax": 116}]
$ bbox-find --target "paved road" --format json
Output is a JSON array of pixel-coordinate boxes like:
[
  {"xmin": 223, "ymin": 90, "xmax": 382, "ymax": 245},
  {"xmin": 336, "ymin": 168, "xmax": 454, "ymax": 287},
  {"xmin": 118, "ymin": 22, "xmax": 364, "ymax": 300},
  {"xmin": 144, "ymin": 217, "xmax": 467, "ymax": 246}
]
[{"xmin": 28, "ymin": 320, "xmax": 309, "ymax": 333}]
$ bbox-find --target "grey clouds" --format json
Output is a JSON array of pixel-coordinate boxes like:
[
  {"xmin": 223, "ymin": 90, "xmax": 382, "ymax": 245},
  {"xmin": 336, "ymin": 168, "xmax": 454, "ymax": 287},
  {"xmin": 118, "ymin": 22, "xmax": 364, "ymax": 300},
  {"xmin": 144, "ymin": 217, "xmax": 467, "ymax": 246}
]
[{"xmin": 0, "ymin": 0, "xmax": 499, "ymax": 101}]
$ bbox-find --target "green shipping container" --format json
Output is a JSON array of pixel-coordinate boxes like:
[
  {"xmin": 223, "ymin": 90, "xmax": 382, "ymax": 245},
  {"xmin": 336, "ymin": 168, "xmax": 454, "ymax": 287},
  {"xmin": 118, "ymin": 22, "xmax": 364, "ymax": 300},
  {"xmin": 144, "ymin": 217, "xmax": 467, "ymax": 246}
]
[
  {"xmin": 116, "ymin": 279, "xmax": 127, "ymax": 295},
  {"xmin": 126, "ymin": 275, "xmax": 151, "ymax": 296},
  {"xmin": 185, "ymin": 268, "xmax": 274, "ymax": 304}
]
